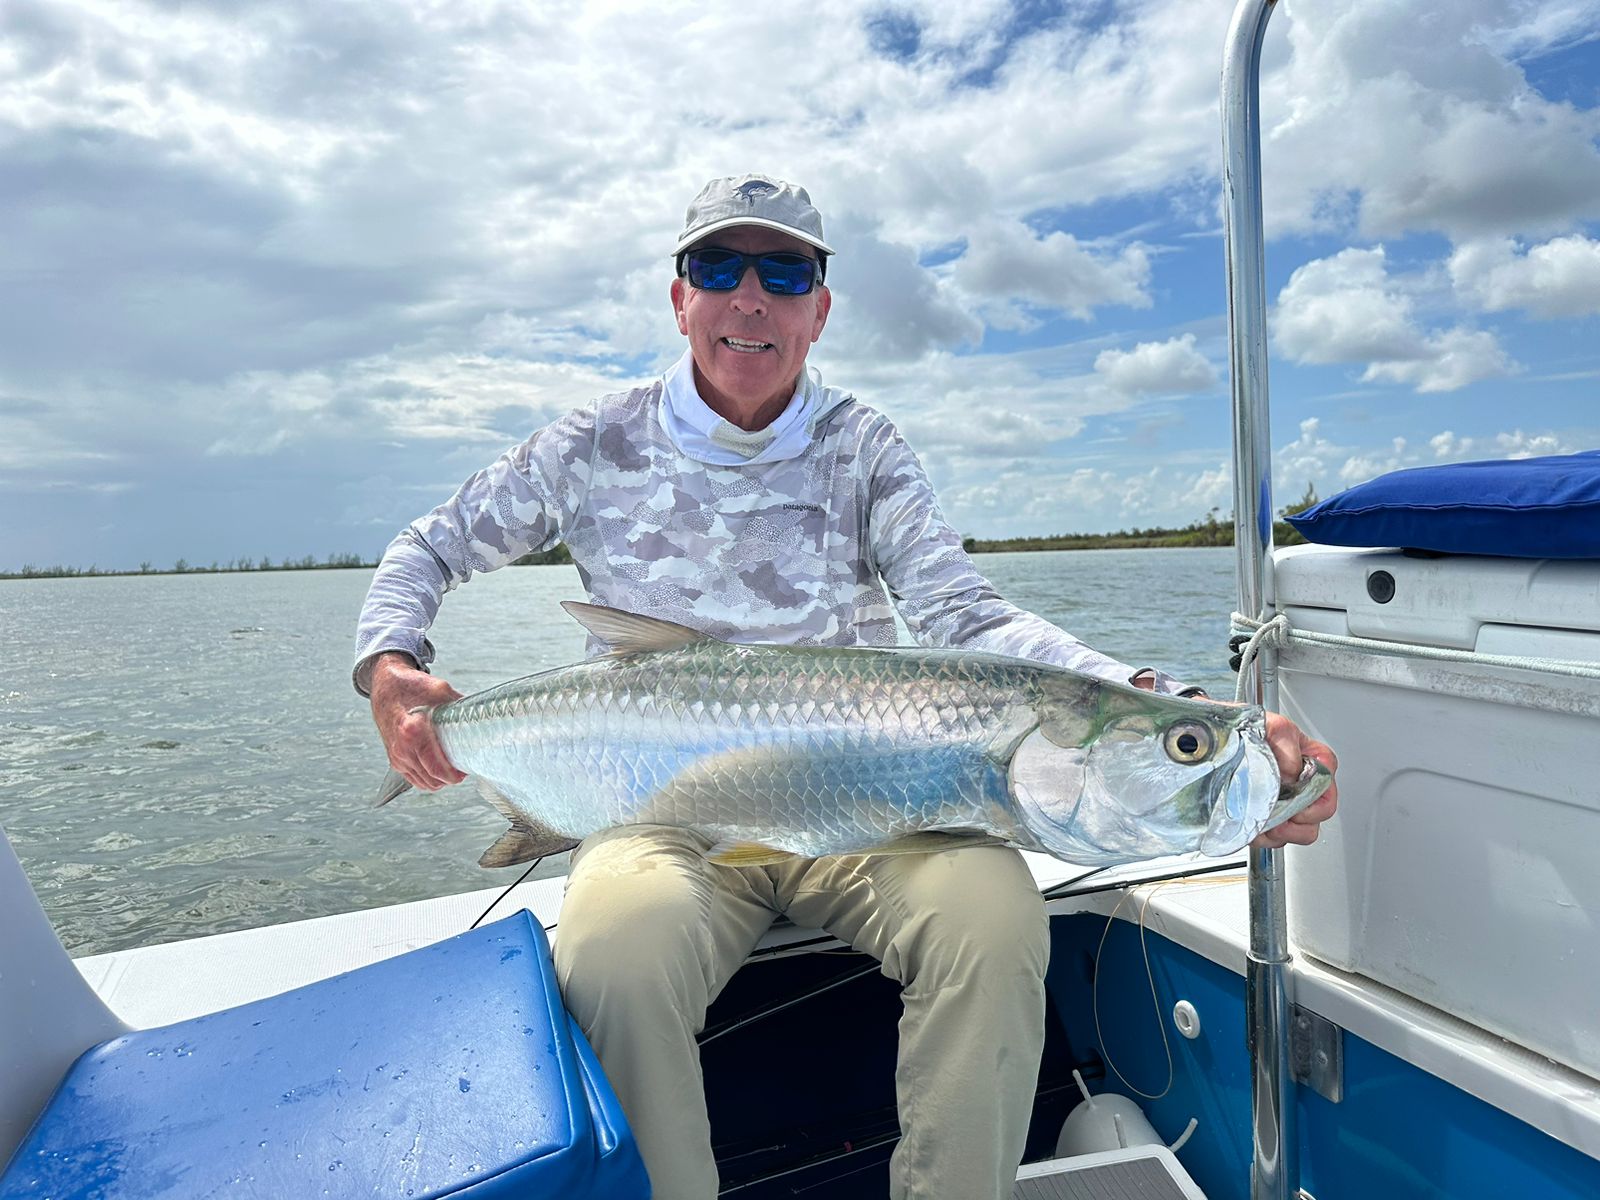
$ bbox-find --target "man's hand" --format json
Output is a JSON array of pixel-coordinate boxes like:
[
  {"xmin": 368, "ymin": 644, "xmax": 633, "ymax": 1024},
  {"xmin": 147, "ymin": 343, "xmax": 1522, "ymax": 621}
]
[
  {"xmin": 369, "ymin": 653, "xmax": 467, "ymax": 792},
  {"xmin": 1251, "ymin": 711, "xmax": 1339, "ymax": 850}
]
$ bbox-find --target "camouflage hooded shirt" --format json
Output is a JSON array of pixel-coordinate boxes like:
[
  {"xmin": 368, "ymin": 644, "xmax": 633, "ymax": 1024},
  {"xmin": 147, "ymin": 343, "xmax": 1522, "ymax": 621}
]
[{"xmin": 353, "ymin": 359, "xmax": 1185, "ymax": 696}]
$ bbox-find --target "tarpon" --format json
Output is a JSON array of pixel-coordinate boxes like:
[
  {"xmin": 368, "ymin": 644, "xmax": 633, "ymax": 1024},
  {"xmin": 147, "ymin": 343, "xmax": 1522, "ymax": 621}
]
[{"xmin": 376, "ymin": 602, "xmax": 1330, "ymax": 869}]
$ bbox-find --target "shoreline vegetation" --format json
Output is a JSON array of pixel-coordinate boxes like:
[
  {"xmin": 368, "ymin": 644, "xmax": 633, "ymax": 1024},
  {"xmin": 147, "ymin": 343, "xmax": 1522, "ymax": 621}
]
[{"xmin": 1, "ymin": 489, "xmax": 1319, "ymax": 580}]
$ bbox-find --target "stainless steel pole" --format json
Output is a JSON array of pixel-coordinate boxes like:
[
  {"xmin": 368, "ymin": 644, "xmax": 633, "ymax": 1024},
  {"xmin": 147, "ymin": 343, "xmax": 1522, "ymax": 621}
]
[{"xmin": 1221, "ymin": 2, "xmax": 1296, "ymax": 1198}]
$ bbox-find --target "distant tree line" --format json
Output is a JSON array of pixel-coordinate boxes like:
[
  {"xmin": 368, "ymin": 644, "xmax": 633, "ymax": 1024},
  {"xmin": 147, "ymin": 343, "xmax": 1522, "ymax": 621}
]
[
  {"xmin": 2, "ymin": 552, "xmax": 374, "ymax": 580},
  {"xmin": 511, "ymin": 545, "xmax": 574, "ymax": 566},
  {"xmin": 4, "ymin": 487, "xmax": 1325, "ymax": 578},
  {"xmin": 961, "ymin": 484, "xmax": 1319, "ymax": 554}
]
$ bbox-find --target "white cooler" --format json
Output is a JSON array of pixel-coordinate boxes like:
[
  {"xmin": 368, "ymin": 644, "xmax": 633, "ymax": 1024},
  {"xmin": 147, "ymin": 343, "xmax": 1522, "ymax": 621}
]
[{"xmin": 1273, "ymin": 543, "xmax": 1600, "ymax": 1079}]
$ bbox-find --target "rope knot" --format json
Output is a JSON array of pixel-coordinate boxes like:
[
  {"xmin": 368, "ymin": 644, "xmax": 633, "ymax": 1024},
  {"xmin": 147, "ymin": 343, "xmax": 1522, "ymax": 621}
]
[{"xmin": 1227, "ymin": 612, "xmax": 1292, "ymax": 702}]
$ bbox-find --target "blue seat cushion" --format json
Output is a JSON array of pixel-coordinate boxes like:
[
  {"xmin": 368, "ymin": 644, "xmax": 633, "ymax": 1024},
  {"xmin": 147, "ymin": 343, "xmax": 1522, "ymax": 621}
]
[
  {"xmin": 0, "ymin": 911, "xmax": 648, "ymax": 1199},
  {"xmin": 569, "ymin": 1016, "xmax": 651, "ymax": 1198},
  {"xmin": 1286, "ymin": 450, "xmax": 1600, "ymax": 559}
]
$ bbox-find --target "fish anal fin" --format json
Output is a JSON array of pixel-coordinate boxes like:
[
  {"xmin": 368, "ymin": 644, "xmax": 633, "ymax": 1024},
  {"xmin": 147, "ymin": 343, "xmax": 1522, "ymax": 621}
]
[
  {"xmin": 470, "ymin": 779, "xmax": 579, "ymax": 868},
  {"xmin": 703, "ymin": 841, "xmax": 798, "ymax": 867},
  {"xmin": 479, "ymin": 822, "xmax": 581, "ymax": 869},
  {"xmin": 473, "ymin": 777, "xmax": 523, "ymax": 823},
  {"xmin": 861, "ymin": 830, "xmax": 1005, "ymax": 857},
  {"xmin": 560, "ymin": 601, "xmax": 714, "ymax": 656}
]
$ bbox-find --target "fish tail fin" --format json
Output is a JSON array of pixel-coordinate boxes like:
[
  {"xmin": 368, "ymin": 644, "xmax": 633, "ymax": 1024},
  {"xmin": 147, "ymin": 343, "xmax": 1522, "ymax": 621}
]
[{"xmin": 373, "ymin": 767, "xmax": 412, "ymax": 808}]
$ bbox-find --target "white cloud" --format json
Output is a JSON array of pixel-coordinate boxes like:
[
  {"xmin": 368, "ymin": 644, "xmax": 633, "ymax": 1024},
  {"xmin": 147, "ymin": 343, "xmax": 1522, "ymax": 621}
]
[
  {"xmin": 948, "ymin": 221, "xmax": 1152, "ymax": 327},
  {"xmin": 1273, "ymin": 247, "xmax": 1516, "ymax": 392},
  {"xmin": 1279, "ymin": 421, "xmax": 1576, "ymax": 501},
  {"xmin": 1449, "ymin": 236, "xmax": 1600, "ymax": 317},
  {"xmin": 1338, "ymin": 437, "xmax": 1412, "ymax": 486},
  {"xmin": 1359, "ymin": 328, "xmax": 1515, "ymax": 394},
  {"xmin": 1273, "ymin": 249, "xmax": 1426, "ymax": 364},
  {"xmin": 1428, "ymin": 427, "xmax": 1575, "ymax": 463},
  {"xmin": 1093, "ymin": 334, "xmax": 1216, "ymax": 397},
  {"xmin": 1266, "ymin": 0, "xmax": 1600, "ymax": 240},
  {"xmin": 1275, "ymin": 417, "xmax": 1345, "ymax": 502}
]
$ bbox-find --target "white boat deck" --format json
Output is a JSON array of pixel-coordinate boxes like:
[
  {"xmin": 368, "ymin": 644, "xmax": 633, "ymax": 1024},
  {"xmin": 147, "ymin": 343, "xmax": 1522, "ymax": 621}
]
[{"xmin": 73, "ymin": 851, "xmax": 1600, "ymax": 1162}]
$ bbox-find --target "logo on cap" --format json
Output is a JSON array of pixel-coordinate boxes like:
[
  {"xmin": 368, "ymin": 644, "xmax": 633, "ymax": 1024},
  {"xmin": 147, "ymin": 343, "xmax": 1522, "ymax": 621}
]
[{"xmin": 737, "ymin": 180, "xmax": 778, "ymax": 206}]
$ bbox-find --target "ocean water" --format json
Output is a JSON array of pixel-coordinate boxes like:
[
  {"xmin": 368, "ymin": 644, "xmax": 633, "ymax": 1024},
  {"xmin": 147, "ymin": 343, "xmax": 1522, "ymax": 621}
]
[{"xmin": 0, "ymin": 549, "xmax": 1241, "ymax": 957}]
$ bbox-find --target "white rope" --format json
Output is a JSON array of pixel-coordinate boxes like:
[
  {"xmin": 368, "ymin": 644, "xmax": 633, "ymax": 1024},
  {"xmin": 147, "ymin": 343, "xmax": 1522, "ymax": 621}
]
[
  {"xmin": 1229, "ymin": 612, "xmax": 1600, "ymax": 683},
  {"xmin": 1230, "ymin": 614, "xmax": 1292, "ymax": 702}
]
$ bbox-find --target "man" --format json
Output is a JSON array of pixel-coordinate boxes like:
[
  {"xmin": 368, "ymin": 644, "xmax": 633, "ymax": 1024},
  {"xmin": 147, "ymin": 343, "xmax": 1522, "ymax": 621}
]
[{"xmin": 354, "ymin": 174, "xmax": 1338, "ymax": 1199}]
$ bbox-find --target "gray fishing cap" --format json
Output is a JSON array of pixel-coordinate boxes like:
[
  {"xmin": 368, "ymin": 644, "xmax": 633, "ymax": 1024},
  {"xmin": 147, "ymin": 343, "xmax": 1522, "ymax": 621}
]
[{"xmin": 672, "ymin": 174, "xmax": 835, "ymax": 257}]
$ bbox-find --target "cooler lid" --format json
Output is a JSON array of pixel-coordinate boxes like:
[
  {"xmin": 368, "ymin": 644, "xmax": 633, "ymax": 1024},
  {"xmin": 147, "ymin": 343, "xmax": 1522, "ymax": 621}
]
[{"xmin": 1272, "ymin": 544, "xmax": 1600, "ymax": 650}]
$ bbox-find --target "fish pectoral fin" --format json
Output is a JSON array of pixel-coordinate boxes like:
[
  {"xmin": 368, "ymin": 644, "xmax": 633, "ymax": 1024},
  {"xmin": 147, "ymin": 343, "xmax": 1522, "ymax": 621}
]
[
  {"xmin": 703, "ymin": 840, "xmax": 798, "ymax": 867},
  {"xmin": 479, "ymin": 821, "xmax": 581, "ymax": 869},
  {"xmin": 560, "ymin": 601, "xmax": 715, "ymax": 656},
  {"xmin": 374, "ymin": 768, "xmax": 412, "ymax": 808},
  {"xmin": 1037, "ymin": 696, "xmax": 1096, "ymax": 749},
  {"xmin": 862, "ymin": 830, "xmax": 1006, "ymax": 857},
  {"xmin": 985, "ymin": 708, "xmax": 1041, "ymax": 764}
]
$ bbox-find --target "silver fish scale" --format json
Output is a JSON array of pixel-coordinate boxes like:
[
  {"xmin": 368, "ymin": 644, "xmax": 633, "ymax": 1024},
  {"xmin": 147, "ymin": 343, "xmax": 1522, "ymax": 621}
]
[{"xmin": 433, "ymin": 642, "xmax": 1042, "ymax": 853}]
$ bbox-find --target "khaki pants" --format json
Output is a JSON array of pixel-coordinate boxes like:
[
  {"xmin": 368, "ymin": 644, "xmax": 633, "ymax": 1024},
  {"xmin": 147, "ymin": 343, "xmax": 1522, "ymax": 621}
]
[{"xmin": 552, "ymin": 826, "xmax": 1050, "ymax": 1200}]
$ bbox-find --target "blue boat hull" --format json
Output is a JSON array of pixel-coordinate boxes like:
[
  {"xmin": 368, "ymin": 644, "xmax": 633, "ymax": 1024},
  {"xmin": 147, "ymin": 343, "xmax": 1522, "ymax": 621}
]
[{"xmin": 698, "ymin": 911, "xmax": 1600, "ymax": 1197}]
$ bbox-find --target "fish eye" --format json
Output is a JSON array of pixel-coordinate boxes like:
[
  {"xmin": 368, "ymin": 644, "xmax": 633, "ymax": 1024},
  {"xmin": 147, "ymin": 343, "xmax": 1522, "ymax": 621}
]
[{"xmin": 1162, "ymin": 721, "xmax": 1216, "ymax": 765}]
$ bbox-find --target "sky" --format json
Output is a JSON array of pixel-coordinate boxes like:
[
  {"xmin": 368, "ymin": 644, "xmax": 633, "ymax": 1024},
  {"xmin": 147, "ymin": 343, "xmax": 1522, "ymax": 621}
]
[{"xmin": 3, "ymin": 0, "xmax": 1599, "ymax": 573}]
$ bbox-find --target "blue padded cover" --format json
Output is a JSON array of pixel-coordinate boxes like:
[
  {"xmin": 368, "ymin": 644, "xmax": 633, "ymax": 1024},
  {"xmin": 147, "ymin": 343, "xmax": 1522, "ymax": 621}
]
[
  {"xmin": 1286, "ymin": 450, "xmax": 1600, "ymax": 559},
  {"xmin": 0, "ymin": 911, "xmax": 646, "ymax": 1199},
  {"xmin": 570, "ymin": 1017, "xmax": 652, "ymax": 1197}
]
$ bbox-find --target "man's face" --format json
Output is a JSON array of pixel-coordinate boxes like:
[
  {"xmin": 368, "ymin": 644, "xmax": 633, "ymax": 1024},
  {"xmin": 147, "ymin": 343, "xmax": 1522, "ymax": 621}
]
[{"xmin": 671, "ymin": 225, "xmax": 831, "ymax": 429}]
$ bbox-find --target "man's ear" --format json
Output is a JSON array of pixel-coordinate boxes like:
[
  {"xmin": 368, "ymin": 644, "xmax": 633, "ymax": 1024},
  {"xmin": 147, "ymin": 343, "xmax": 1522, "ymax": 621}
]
[
  {"xmin": 811, "ymin": 285, "xmax": 831, "ymax": 342},
  {"xmin": 671, "ymin": 277, "xmax": 689, "ymax": 335}
]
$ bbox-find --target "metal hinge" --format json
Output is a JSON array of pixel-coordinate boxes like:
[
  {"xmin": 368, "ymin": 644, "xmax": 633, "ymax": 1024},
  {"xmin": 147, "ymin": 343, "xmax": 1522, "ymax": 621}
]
[{"xmin": 1290, "ymin": 1004, "xmax": 1343, "ymax": 1103}]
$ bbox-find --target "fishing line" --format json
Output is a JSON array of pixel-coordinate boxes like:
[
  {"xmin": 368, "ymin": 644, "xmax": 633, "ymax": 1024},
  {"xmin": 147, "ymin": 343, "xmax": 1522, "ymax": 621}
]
[
  {"xmin": 1092, "ymin": 884, "xmax": 1174, "ymax": 1101},
  {"xmin": 716, "ymin": 1129, "xmax": 900, "ymax": 1195},
  {"xmin": 697, "ymin": 960, "xmax": 881, "ymax": 1047},
  {"xmin": 468, "ymin": 855, "xmax": 546, "ymax": 931},
  {"xmin": 1088, "ymin": 870, "xmax": 1245, "ymax": 1102}
]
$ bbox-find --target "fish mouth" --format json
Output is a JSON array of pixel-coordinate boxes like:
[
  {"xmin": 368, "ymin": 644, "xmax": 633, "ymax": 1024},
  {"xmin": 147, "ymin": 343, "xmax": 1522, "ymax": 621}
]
[{"xmin": 1196, "ymin": 713, "xmax": 1329, "ymax": 856}]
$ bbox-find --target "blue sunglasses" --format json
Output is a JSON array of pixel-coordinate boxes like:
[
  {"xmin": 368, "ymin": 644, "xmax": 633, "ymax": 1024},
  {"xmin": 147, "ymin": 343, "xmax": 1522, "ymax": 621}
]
[{"xmin": 679, "ymin": 248, "xmax": 823, "ymax": 296}]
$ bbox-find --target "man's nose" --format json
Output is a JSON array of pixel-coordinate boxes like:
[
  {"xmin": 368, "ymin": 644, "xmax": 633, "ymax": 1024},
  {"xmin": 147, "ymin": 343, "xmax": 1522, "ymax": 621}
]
[{"xmin": 728, "ymin": 272, "xmax": 768, "ymax": 314}]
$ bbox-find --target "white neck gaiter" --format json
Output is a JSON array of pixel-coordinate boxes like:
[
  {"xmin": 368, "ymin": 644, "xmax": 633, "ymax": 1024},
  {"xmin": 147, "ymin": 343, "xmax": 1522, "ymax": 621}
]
[{"xmin": 659, "ymin": 349, "xmax": 821, "ymax": 466}]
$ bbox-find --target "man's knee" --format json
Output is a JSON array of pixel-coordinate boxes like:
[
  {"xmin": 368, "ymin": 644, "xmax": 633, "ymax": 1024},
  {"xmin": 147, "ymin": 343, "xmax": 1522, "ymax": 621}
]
[
  {"xmin": 891, "ymin": 848, "xmax": 1050, "ymax": 986},
  {"xmin": 555, "ymin": 835, "xmax": 715, "ymax": 1020}
]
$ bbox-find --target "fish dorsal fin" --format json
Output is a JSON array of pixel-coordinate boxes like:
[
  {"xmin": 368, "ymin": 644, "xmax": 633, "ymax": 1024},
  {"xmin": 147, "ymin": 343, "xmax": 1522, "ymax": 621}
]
[{"xmin": 560, "ymin": 601, "xmax": 714, "ymax": 656}]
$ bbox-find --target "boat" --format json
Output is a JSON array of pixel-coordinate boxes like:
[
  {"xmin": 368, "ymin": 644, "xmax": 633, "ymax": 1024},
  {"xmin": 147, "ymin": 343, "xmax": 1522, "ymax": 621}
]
[{"xmin": 4, "ymin": 1, "xmax": 1599, "ymax": 1196}]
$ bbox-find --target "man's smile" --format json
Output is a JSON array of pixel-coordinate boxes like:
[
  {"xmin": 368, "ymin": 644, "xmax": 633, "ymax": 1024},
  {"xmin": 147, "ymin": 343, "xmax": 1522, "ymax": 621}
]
[{"xmin": 721, "ymin": 336, "xmax": 773, "ymax": 353}]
